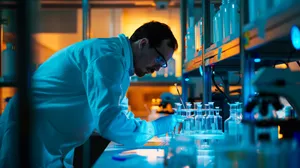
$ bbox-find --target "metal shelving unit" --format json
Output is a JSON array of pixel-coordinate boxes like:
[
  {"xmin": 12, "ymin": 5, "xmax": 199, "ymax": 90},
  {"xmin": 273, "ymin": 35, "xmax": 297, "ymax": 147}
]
[
  {"xmin": 182, "ymin": 0, "xmax": 300, "ymax": 99},
  {"xmin": 244, "ymin": 2, "xmax": 300, "ymax": 51},
  {"xmin": 181, "ymin": 0, "xmax": 300, "ymax": 144}
]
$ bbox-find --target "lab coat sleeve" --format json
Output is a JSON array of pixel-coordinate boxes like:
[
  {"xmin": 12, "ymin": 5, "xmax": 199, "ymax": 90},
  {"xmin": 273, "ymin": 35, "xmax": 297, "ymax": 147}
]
[{"xmin": 84, "ymin": 54, "xmax": 155, "ymax": 147}]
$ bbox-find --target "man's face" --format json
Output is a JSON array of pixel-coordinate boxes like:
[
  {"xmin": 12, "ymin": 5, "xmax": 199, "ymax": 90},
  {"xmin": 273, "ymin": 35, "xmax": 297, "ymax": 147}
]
[{"xmin": 134, "ymin": 39, "xmax": 174, "ymax": 77}]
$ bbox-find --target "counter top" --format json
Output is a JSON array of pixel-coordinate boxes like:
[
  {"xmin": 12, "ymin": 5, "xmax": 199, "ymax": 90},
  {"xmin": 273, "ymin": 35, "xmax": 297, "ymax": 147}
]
[
  {"xmin": 92, "ymin": 135, "xmax": 220, "ymax": 168},
  {"xmin": 92, "ymin": 137, "xmax": 167, "ymax": 168}
]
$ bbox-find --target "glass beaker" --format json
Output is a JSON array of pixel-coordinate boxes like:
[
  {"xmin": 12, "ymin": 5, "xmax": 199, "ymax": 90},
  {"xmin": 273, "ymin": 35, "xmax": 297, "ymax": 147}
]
[{"xmin": 164, "ymin": 136, "xmax": 197, "ymax": 168}]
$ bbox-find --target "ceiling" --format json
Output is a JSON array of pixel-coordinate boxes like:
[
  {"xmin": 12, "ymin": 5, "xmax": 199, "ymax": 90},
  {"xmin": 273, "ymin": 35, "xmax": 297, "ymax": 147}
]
[{"xmin": 0, "ymin": 0, "xmax": 222, "ymax": 8}]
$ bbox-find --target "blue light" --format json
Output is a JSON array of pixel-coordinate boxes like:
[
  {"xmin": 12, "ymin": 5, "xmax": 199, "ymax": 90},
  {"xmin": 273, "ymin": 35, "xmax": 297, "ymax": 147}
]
[
  {"xmin": 199, "ymin": 66, "xmax": 203, "ymax": 76},
  {"xmin": 185, "ymin": 78, "xmax": 190, "ymax": 82},
  {"xmin": 291, "ymin": 26, "xmax": 300, "ymax": 50},
  {"xmin": 254, "ymin": 58, "xmax": 261, "ymax": 63}
]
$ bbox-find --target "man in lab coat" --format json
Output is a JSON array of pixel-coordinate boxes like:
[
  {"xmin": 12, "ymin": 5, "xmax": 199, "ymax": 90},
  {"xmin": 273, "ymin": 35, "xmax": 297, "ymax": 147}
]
[{"xmin": 0, "ymin": 21, "xmax": 178, "ymax": 167}]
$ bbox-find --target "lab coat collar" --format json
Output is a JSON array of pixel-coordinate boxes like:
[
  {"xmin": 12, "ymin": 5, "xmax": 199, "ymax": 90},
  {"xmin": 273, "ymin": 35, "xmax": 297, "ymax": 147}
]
[{"xmin": 118, "ymin": 34, "xmax": 135, "ymax": 76}]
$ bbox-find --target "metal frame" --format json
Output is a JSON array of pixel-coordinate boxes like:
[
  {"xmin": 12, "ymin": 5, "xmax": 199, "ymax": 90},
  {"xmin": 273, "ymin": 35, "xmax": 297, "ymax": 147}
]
[
  {"xmin": 15, "ymin": 0, "xmax": 38, "ymax": 166},
  {"xmin": 202, "ymin": 0, "xmax": 212, "ymax": 104},
  {"xmin": 180, "ymin": 0, "xmax": 188, "ymax": 103}
]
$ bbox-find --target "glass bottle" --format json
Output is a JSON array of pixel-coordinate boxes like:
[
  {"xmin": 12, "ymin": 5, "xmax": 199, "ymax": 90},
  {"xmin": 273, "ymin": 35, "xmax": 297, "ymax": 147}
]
[
  {"xmin": 214, "ymin": 107, "xmax": 223, "ymax": 134},
  {"xmin": 206, "ymin": 102, "xmax": 215, "ymax": 134},
  {"xmin": 183, "ymin": 102, "xmax": 193, "ymax": 135},
  {"xmin": 174, "ymin": 103, "xmax": 183, "ymax": 135},
  {"xmin": 194, "ymin": 102, "xmax": 203, "ymax": 134},
  {"xmin": 224, "ymin": 103, "xmax": 238, "ymax": 143}
]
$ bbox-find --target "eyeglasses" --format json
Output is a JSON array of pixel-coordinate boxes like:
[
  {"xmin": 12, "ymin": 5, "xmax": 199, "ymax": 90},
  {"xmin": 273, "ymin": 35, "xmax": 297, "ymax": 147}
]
[{"xmin": 154, "ymin": 48, "xmax": 168, "ymax": 68}]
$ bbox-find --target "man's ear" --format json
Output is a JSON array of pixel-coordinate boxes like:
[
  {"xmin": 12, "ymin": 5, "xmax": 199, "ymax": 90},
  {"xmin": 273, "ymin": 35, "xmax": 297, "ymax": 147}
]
[{"xmin": 138, "ymin": 38, "xmax": 149, "ymax": 49}]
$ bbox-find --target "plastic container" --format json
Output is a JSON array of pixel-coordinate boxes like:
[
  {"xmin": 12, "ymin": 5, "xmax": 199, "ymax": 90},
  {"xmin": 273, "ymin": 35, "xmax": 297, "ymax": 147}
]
[
  {"xmin": 229, "ymin": 0, "xmax": 240, "ymax": 37},
  {"xmin": 2, "ymin": 43, "xmax": 16, "ymax": 80},
  {"xmin": 216, "ymin": 11, "xmax": 223, "ymax": 44},
  {"xmin": 220, "ymin": 3, "xmax": 230, "ymax": 39}
]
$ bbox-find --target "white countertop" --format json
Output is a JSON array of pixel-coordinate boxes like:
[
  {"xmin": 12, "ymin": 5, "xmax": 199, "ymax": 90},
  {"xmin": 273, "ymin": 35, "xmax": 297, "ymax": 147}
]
[{"xmin": 92, "ymin": 135, "xmax": 219, "ymax": 168}]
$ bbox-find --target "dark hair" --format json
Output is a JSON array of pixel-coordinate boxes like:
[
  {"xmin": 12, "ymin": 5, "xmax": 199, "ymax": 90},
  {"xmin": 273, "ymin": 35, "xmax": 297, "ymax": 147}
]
[{"xmin": 129, "ymin": 21, "xmax": 178, "ymax": 50}]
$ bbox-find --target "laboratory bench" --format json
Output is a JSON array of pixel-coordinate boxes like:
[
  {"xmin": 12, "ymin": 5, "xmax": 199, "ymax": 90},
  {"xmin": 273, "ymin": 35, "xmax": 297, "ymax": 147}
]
[{"xmin": 92, "ymin": 134, "xmax": 224, "ymax": 168}]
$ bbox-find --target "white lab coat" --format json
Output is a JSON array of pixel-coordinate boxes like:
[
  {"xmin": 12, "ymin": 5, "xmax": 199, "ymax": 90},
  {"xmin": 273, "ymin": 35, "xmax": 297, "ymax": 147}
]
[{"xmin": 0, "ymin": 34, "xmax": 156, "ymax": 167}]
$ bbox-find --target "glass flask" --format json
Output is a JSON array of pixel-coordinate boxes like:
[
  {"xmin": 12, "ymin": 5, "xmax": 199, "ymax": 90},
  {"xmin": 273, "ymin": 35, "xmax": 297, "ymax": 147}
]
[{"xmin": 224, "ymin": 103, "xmax": 238, "ymax": 143}]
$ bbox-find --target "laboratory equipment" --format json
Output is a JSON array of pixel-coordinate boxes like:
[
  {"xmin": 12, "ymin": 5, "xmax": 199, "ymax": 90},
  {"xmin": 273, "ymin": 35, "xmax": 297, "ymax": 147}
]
[
  {"xmin": 167, "ymin": 57, "xmax": 175, "ymax": 76},
  {"xmin": 243, "ymin": 67, "xmax": 300, "ymax": 148},
  {"xmin": 183, "ymin": 102, "xmax": 193, "ymax": 135},
  {"xmin": 216, "ymin": 11, "xmax": 223, "ymax": 46},
  {"xmin": 224, "ymin": 103, "xmax": 238, "ymax": 143},
  {"xmin": 2, "ymin": 43, "xmax": 16, "ymax": 80},
  {"xmin": 194, "ymin": 102, "xmax": 203, "ymax": 134},
  {"xmin": 206, "ymin": 102, "xmax": 216, "ymax": 134},
  {"xmin": 185, "ymin": 17, "xmax": 196, "ymax": 62},
  {"xmin": 229, "ymin": 0, "xmax": 240, "ymax": 38},
  {"xmin": 250, "ymin": 68, "xmax": 300, "ymax": 119},
  {"xmin": 194, "ymin": 19, "xmax": 203, "ymax": 51},
  {"xmin": 174, "ymin": 83, "xmax": 185, "ymax": 109},
  {"xmin": 220, "ymin": 0, "xmax": 230, "ymax": 40},
  {"xmin": 174, "ymin": 103, "xmax": 183, "ymax": 135},
  {"xmin": 214, "ymin": 107, "xmax": 223, "ymax": 134},
  {"xmin": 202, "ymin": 104, "xmax": 210, "ymax": 134},
  {"xmin": 194, "ymin": 102, "xmax": 204, "ymax": 134},
  {"xmin": 164, "ymin": 136, "xmax": 197, "ymax": 168}
]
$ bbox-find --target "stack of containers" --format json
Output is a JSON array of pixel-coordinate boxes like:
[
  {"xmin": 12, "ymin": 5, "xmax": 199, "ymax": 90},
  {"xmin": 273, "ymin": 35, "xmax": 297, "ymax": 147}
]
[
  {"xmin": 194, "ymin": 19, "xmax": 203, "ymax": 53},
  {"xmin": 248, "ymin": 0, "xmax": 300, "ymax": 24},
  {"xmin": 185, "ymin": 17, "xmax": 196, "ymax": 62},
  {"xmin": 213, "ymin": 0, "xmax": 240, "ymax": 47}
]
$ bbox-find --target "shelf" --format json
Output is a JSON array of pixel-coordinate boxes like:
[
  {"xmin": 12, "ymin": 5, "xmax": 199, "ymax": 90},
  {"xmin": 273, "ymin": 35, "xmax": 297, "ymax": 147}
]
[
  {"xmin": 244, "ymin": 2, "xmax": 300, "ymax": 52},
  {"xmin": 183, "ymin": 38, "xmax": 241, "ymax": 74},
  {"xmin": 130, "ymin": 76, "xmax": 181, "ymax": 86},
  {"xmin": 204, "ymin": 38, "xmax": 240, "ymax": 66},
  {"xmin": 183, "ymin": 55, "xmax": 203, "ymax": 73},
  {"xmin": 0, "ymin": 78, "xmax": 16, "ymax": 87}
]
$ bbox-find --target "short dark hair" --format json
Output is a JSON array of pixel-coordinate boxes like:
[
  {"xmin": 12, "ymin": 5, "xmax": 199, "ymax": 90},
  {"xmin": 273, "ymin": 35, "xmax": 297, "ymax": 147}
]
[{"xmin": 129, "ymin": 21, "xmax": 178, "ymax": 50}]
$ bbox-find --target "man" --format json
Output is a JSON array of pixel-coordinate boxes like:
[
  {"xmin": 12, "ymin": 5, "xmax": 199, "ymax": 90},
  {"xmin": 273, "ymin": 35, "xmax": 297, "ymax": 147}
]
[{"xmin": 0, "ymin": 21, "xmax": 179, "ymax": 167}]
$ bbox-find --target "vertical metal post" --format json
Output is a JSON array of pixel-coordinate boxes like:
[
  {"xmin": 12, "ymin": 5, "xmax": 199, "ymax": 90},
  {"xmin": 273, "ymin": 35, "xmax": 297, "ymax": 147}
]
[
  {"xmin": 16, "ymin": 0, "xmax": 38, "ymax": 167},
  {"xmin": 223, "ymin": 72, "xmax": 230, "ymax": 115},
  {"xmin": 187, "ymin": 0, "xmax": 194, "ymax": 27},
  {"xmin": 240, "ymin": 0, "xmax": 255, "ymax": 144},
  {"xmin": 82, "ymin": 0, "xmax": 90, "ymax": 167},
  {"xmin": 82, "ymin": 0, "xmax": 90, "ymax": 40},
  {"xmin": 180, "ymin": 0, "xmax": 188, "ymax": 103},
  {"xmin": 202, "ymin": 0, "xmax": 212, "ymax": 104}
]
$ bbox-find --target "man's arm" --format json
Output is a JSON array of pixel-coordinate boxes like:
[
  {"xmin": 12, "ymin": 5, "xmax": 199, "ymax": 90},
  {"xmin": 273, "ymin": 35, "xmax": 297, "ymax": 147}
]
[{"xmin": 83, "ymin": 53, "xmax": 156, "ymax": 147}]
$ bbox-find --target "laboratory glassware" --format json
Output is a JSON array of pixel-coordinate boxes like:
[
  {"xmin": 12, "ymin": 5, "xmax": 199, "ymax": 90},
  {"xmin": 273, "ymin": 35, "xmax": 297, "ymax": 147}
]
[
  {"xmin": 194, "ymin": 102, "xmax": 203, "ymax": 134},
  {"xmin": 164, "ymin": 136, "xmax": 197, "ymax": 168},
  {"xmin": 215, "ymin": 107, "xmax": 223, "ymax": 134},
  {"xmin": 206, "ymin": 102, "xmax": 216, "ymax": 134},
  {"xmin": 224, "ymin": 103, "xmax": 238, "ymax": 143}
]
